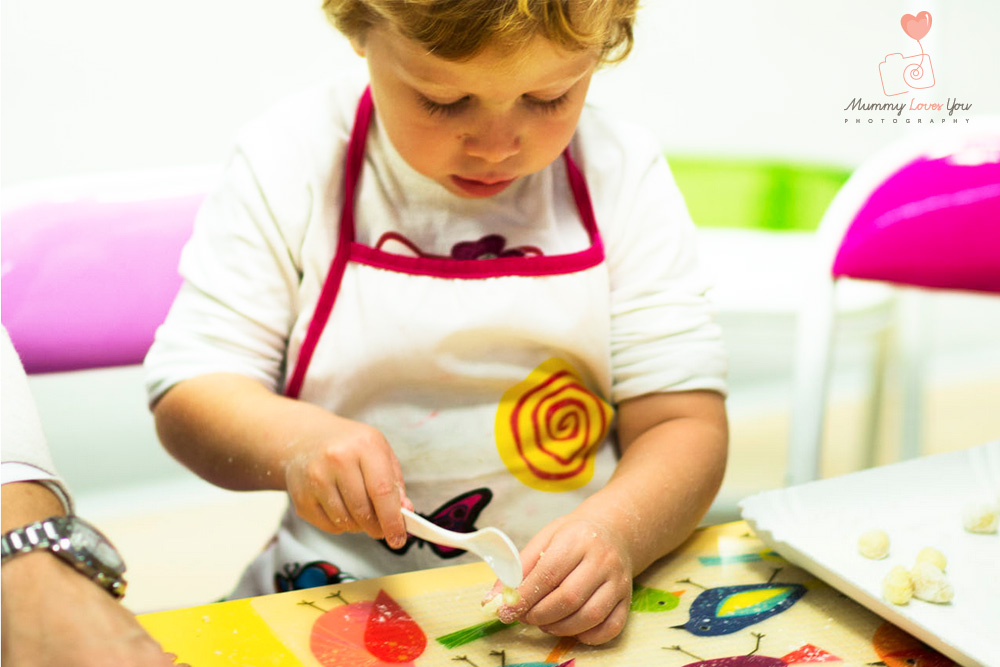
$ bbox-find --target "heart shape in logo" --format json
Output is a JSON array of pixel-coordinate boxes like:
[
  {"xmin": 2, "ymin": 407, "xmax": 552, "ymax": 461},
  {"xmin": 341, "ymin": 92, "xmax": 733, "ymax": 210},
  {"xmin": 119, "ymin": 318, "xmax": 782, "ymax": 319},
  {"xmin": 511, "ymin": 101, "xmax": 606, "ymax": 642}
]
[{"xmin": 901, "ymin": 11, "xmax": 932, "ymax": 41}]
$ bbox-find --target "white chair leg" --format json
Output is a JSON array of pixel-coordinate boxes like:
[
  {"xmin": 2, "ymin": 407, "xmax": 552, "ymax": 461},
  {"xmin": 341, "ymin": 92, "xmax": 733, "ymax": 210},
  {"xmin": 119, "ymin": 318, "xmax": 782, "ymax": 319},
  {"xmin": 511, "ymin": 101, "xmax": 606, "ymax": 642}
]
[
  {"xmin": 787, "ymin": 277, "xmax": 838, "ymax": 486},
  {"xmin": 860, "ymin": 322, "xmax": 892, "ymax": 470},
  {"xmin": 898, "ymin": 289, "xmax": 925, "ymax": 461}
]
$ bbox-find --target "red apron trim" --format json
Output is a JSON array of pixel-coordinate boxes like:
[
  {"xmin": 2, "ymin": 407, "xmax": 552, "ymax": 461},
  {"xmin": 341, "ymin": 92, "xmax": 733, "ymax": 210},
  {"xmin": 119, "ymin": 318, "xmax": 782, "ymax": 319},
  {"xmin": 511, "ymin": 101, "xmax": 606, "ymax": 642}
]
[
  {"xmin": 284, "ymin": 88, "xmax": 373, "ymax": 398},
  {"xmin": 563, "ymin": 142, "xmax": 602, "ymax": 243},
  {"xmin": 349, "ymin": 149, "xmax": 604, "ymax": 278},
  {"xmin": 284, "ymin": 86, "xmax": 604, "ymax": 398},
  {"xmin": 350, "ymin": 236, "xmax": 602, "ymax": 279}
]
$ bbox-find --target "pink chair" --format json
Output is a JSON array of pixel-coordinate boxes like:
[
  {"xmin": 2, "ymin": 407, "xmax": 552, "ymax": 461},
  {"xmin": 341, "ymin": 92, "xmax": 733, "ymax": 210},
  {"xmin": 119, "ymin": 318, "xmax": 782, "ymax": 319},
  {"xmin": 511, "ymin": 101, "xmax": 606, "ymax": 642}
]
[
  {"xmin": 1, "ymin": 168, "xmax": 215, "ymax": 374},
  {"xmin": 787, "ymin": 123, "xmax": 1000, "ymax": 485}
]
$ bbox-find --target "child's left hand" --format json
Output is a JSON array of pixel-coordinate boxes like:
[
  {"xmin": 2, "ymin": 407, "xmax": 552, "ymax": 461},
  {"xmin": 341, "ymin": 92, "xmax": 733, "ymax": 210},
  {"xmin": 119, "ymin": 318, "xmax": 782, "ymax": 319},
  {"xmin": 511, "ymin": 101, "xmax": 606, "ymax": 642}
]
[{"xmin": 499, "ymin": 514, "xmax": 633, "ymax": 645}]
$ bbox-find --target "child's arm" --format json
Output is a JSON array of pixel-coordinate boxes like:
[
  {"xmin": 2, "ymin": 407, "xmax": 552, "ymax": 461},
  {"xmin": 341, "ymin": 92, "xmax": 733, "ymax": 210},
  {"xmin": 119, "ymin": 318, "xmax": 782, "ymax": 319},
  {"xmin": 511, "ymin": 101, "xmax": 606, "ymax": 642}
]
[
  {"xmin": 152, "ymin": 372, "xmax": 411, "ymax": 548},
  {"xmin": 502, "ymin": 389, "xmax": 727, "ymax": 645}
]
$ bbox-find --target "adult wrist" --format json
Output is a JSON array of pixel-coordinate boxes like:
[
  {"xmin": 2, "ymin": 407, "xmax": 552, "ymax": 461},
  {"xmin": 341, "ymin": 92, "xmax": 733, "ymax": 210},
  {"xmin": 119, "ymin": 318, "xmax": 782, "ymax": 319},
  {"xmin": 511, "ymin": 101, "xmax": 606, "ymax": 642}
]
[{"xmin": 1, "ymin": 515, "xmax": 128, "ymax": 599}]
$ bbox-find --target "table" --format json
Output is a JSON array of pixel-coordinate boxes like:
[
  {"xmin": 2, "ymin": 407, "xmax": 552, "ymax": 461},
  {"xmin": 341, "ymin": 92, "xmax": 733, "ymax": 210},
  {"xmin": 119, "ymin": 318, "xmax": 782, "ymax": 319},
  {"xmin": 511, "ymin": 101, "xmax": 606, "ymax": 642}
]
[{"xmin": 139, "ymin": 521, "xmax": 956, "ymax": 666}]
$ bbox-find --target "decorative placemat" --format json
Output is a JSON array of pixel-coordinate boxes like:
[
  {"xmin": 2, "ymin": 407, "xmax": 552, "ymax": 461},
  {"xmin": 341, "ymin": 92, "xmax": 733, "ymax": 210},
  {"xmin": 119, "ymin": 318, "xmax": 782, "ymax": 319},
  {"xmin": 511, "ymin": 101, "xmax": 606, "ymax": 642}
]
[{"xmin": 140, "ymin": 521, "xmax": 956, "ymax": 666}]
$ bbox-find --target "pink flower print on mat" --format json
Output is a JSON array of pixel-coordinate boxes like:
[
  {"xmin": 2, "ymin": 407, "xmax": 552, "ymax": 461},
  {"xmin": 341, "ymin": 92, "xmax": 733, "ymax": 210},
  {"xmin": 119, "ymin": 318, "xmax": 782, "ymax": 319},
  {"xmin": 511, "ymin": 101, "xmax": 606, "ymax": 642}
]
[{"xmin": 374, "ymin": 231, "xmax": 542, "ymax": 260}]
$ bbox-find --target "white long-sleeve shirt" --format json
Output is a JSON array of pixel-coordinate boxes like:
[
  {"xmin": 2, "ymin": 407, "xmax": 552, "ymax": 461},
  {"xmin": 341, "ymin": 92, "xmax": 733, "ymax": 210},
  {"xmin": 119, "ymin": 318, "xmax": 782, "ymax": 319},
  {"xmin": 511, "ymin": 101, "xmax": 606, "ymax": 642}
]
[
  {"xmin": 1, "ymin": 326, "xmax": 73, "ymax": 513},
  {"xmin": 144, "ymin": 73, "xmax": 727, "ymax": 405},
  {"xmin": 142, "ymin": 74, "xmax": 728, "ymax": 593}
]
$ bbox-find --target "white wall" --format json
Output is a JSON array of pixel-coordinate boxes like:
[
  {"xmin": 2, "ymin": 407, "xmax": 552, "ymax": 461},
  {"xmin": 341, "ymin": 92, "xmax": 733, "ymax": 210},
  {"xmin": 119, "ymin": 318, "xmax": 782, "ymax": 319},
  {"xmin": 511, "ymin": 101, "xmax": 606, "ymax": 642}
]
[
  {"xmin": 1, "ymin": 0, "xmax": 351, "ymax": 183},
  {"xmin": 5, "ymin": 1, "xmax": 999, "ymax": 186},
  {"xmin": 599, "ymin": 0, "xmax": 1000, "ymax": 164}
]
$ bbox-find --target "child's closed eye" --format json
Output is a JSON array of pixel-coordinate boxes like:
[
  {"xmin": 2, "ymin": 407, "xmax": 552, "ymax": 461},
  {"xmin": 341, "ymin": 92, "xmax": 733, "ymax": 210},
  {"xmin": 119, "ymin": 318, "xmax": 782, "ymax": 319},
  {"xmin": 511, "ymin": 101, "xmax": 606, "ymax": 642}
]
[
  {"xmin": 522, "ymin": 93, "xmax": 569, "ymax": 114},
  {"xmin": 419, "ymin": 94, "xmax": 471, "ymax": 118},
  {"xmin": 417, "ymin": 92, "xmax": 570, "ymax": 118}
]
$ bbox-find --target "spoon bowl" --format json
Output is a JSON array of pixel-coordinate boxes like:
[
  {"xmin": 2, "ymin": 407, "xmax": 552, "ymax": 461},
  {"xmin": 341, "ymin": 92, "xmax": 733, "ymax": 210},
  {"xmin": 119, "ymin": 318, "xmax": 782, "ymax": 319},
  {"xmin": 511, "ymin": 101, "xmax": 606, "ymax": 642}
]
[{"xmin": 401, "ymin": 508, "xmax": 523, "ymax": 588}]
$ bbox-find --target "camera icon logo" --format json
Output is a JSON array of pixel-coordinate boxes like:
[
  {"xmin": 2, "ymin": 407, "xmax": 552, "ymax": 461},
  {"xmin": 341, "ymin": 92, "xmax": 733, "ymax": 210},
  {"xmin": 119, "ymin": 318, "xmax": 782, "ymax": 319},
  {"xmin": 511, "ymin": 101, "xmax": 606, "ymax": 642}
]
[{"xmin": 879, "ymin": 52, "xmax": 935, "ymax": 96}]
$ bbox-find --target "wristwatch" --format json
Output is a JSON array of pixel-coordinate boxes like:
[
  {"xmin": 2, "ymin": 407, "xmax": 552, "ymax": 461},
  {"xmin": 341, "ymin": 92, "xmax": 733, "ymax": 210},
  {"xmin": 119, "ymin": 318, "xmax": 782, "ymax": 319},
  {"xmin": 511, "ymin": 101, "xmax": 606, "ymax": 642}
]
[{"xmin": 1, "ymin": 515, "xmax": 127, "ymax": 599}]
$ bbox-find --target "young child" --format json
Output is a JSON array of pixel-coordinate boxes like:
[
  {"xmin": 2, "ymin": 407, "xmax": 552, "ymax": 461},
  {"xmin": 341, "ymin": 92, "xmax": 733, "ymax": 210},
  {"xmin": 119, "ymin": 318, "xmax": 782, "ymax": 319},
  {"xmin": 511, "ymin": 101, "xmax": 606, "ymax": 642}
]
[{"xmin": 145, "ymin": 0, "xmax": 728, "ymax": 645}]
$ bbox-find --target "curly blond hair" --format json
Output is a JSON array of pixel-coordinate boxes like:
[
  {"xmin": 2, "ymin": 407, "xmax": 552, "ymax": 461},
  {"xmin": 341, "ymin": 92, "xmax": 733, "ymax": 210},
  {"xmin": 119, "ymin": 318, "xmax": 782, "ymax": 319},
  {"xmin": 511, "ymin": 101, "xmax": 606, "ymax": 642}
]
[{"xmin": 323, "ymin": 0, "xmax": 638, "ymax": 63}]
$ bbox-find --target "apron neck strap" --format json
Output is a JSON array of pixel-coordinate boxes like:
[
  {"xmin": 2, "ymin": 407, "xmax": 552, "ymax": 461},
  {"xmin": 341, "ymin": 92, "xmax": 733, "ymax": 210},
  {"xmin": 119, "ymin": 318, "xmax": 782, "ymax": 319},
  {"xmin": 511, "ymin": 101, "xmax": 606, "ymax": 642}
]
[
  {"xmin": 562, "ymin": 147, "xmax": 600, "ymax": 244},
  {"xmin": 340, "ymin": 86, "xmax": 375, "ymax": 244}
]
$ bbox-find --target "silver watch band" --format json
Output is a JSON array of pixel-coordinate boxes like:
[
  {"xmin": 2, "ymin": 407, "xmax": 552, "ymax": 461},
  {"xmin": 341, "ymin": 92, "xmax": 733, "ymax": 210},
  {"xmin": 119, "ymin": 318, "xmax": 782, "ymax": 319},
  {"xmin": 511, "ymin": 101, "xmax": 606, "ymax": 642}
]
[
  {"xmin": 1, "ymin": 517, "xmax": 127, "ymax": 599},
  {"xmin": 0, "ymin": 519, "xmax": 63, "ymax": 561}
]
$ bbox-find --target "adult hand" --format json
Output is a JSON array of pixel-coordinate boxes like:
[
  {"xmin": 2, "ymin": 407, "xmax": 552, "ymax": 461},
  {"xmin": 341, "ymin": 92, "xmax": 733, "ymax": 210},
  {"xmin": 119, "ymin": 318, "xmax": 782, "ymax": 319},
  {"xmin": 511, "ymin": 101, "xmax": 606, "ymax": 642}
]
[
  {"xmin": 1, "ymin": 553, "xmax": 187, "ymax": 666},
  {"xmin": 500, "ymin": 514, "xmax": 633, "ymax": 645}
]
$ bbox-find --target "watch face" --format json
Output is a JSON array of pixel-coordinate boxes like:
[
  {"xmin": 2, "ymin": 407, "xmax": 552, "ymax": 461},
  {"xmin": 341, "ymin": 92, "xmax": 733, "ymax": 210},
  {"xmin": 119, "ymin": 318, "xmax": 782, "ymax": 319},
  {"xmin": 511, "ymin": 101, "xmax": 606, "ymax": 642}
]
[
  {"xmin": 68, "ymin": 519, "xmax": 125, "ymax": 573},
  {"xmin": 69, "ymin": 523, "xmax": 100, "ymax": 551},
  {"xmin": 93, "ymin": 541, "xmax": 125, "ymax": 573}
]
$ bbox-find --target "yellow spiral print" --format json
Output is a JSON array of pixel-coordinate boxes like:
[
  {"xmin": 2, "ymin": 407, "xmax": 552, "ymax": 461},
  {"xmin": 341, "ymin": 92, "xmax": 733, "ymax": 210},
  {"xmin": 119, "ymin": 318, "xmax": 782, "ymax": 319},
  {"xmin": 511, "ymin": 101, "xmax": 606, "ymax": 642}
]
[{"xmin": 494, "ymin": 358, "xmax": 613, "ymax": 493}]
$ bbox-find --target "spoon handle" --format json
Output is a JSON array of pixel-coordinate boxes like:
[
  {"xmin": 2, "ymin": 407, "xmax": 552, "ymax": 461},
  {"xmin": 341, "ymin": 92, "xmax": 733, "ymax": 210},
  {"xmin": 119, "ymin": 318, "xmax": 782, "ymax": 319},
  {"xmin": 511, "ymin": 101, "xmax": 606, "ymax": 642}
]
[{"xmin": 400, "ymin": 508, "xmax": 467, "ymax": 550}]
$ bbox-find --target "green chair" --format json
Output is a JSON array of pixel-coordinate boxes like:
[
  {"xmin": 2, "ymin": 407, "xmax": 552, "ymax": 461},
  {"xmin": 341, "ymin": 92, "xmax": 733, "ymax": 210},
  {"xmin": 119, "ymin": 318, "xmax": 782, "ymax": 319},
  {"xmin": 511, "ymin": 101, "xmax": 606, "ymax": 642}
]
[
  {"xmin": 667, "ymin": 156, "xmax": 864, "ymax": 324},
  {"xmin": 667, "ymin": 156, "xmax": 850, "ymax": 232}
]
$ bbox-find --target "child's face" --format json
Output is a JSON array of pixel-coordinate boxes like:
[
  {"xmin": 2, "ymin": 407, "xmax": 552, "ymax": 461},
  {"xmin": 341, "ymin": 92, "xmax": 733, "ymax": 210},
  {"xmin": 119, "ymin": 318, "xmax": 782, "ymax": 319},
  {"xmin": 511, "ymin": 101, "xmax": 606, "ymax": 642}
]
[{"xmin": 357, "ymin": 25, "xmax": 598, "ymax": 199}]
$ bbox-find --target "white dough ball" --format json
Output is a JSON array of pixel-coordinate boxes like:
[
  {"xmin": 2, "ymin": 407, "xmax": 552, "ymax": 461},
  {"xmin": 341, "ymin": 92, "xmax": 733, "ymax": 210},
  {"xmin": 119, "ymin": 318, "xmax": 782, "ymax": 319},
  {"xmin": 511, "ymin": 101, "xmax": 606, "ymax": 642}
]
[
  {"xmin": 910, "ymin": 561, "xmax": 954, "ymax": 604},
  {"xmin": 882, "ymin": 565, "xmax": 914, "ymax": 605},
  {"xmin": 858, "ymin": 529, "xmax": 890, "ymax": 560},
  {"xmin": 962, "ymin": 501, "xmax": 999, "ymax": 534}
]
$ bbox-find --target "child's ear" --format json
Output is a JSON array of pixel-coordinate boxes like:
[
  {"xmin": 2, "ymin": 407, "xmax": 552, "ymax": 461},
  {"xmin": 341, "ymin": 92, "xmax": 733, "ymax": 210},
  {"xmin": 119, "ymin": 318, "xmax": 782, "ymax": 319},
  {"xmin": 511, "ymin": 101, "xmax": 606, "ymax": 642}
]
[{"xmin": 350, "ymin": 36, "xmax": 367, "ymax": 58}]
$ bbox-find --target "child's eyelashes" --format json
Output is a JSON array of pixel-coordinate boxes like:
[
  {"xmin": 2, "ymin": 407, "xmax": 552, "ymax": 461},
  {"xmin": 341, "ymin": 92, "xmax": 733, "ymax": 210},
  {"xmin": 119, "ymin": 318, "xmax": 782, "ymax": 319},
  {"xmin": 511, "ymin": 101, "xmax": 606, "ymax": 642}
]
[
  {"xmin": 419, "ymin": 94, "xmax": 470, "ymax": 118},
  {"xmin": 416, "ymin": 92, "xmax": 570, "ymax": 117},
  {"xmin": 523, "ymin": 93, "xmax": 570, "ymax": 114}
]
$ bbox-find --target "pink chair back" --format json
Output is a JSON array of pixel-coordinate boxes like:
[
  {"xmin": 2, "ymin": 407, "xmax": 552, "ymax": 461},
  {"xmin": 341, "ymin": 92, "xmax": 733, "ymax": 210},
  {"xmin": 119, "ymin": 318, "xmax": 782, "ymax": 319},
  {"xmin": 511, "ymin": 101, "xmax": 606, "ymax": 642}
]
[
  {"xmin": 832, "ymin": 144, "xmax": 1000, "ymax": 294},
  {"xmin": 2, "ymin": 189, "xmax": 203, "ymax": 373}
]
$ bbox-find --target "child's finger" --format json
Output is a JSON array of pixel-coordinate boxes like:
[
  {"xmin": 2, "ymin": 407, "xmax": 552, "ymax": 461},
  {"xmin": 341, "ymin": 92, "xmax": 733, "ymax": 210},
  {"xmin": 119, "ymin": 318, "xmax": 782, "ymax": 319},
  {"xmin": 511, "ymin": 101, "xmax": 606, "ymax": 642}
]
[
  {"xmin": 541, "ymin": 600, "xmax": 628, "ymax": 644},
  {"xmin": 516, "ymin": 520, "xmax": 563, "ymax": 577},
  {"xmin": 390, "ymin": 453, "xmax": 411, "ymax": 510},
  {"xmin": 506, "ymin": 536, "xmax": 583, "ymax": 622},
  {"xmin": 568, "ymin": 596, "xmax": 630, "ymax": 645},
  {"xmin": 336, "ymin": 468, "xmax": 382, "ymax": 537},
  {"xmin": 291, "ymin": 487, "xmax": 349, "ymax": 534},
  {"xmin": 316, "ymin": 491, "xmax": 360, "ymax": 534},
  {"xmin": 522, "ymin": 561, "xmax": 604, "ymax": 627},
  {"xmin": 361, "ymin": 455, "xmax": 407, "ymax": 548},
  {"xmin": 535, "ymin": 579, "xmax": 626, "ymax": 635}
]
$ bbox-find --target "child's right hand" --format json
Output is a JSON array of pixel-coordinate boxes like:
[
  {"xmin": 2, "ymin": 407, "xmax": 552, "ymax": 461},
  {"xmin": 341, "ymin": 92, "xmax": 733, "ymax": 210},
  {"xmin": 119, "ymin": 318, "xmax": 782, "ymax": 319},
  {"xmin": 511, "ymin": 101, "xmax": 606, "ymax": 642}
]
[{"xmin": 282, "ymin": 416, "xmax": 411, "ymax": 549}]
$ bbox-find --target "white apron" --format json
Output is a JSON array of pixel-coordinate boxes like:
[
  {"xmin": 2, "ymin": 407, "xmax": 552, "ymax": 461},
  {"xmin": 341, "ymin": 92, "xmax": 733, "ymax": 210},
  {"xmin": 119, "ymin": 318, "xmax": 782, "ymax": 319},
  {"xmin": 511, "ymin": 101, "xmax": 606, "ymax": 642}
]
[{"xmin": 232, "ymin": 88, "xmax": 620, "ymax": 597}]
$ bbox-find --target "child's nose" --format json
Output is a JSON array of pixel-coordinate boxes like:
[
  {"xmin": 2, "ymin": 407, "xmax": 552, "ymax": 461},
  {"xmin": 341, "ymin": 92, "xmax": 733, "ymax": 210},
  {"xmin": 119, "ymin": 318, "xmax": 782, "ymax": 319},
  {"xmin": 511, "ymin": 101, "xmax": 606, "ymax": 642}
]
[{"xmin": 462, "ymin": 118, "xmax": 521, "ymax": 163}]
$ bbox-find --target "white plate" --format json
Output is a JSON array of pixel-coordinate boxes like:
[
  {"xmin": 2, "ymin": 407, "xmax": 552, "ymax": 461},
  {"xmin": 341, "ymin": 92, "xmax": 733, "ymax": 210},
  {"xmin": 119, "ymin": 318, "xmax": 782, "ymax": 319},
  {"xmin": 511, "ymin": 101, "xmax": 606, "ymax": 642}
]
[{"xmin": 739, "ymin": 441, "xmax": 1000, "ymax": 667}]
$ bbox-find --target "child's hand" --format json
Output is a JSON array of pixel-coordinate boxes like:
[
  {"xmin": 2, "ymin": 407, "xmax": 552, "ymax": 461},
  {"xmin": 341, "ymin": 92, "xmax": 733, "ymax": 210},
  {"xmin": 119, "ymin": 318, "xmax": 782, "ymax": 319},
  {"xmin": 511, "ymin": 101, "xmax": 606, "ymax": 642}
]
[
  {"xmin": 283, "ymin": 416, "xmax": 411, "ymax": 549},
  {"xmin": 501, "ymin": 515, "xmax": 633, "ymax": 645}
]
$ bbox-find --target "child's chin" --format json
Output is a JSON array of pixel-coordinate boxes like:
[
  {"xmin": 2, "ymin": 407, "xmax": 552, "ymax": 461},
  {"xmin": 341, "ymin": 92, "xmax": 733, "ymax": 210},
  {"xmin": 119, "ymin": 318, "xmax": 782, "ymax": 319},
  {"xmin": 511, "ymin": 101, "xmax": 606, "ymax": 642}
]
[{"xmin": 448, "ymin": 175, "xmax": 516, "ymax": 198}]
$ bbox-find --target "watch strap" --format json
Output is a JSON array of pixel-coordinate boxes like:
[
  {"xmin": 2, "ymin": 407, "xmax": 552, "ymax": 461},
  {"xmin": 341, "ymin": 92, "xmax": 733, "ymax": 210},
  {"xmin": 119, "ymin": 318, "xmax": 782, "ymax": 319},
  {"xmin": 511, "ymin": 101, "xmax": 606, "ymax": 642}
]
[
  {"xmin": 1, "ymin": 517, "xmax": 61, "ymax": 559},
  {"xmin": 1, "ymin": 516, "xmax": 127, "ymax": 599}
]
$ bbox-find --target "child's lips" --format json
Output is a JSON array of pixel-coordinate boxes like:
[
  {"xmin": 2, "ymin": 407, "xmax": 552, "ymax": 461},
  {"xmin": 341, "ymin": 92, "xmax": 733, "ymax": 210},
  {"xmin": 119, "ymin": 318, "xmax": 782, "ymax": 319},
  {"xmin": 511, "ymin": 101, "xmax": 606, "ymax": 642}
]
[{"xmin": 450, "ymin": 174, "xmax": 517, "ymax": 197}]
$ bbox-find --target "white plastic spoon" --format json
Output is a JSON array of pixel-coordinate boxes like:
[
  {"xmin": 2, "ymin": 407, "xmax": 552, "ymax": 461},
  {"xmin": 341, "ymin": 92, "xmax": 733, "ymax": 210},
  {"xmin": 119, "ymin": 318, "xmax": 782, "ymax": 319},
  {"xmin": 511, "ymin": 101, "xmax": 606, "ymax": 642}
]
[{"xmin": 400, "ymin": 508, "xmax": 523, "ymax": 588}]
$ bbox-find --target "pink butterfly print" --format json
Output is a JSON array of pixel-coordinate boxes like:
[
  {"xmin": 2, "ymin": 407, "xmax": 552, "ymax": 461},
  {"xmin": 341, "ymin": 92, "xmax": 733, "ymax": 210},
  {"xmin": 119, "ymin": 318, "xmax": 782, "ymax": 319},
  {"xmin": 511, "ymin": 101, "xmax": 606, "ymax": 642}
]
[{"xmin": 381, "ymin": 488, "xmax": 493, "ymax": 558}]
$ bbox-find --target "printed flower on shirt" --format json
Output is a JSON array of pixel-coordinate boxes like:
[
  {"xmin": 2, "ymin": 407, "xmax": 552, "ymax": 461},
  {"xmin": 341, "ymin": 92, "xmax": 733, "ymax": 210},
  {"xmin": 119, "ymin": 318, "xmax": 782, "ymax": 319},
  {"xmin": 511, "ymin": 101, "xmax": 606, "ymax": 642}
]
[
  {"xmin": 494, "ymin": 357, "xmax": 613, "ymax": 493},
  {"xmin": 375, "ymin": 232, "xmax": 542, "ymax": 260},
  {"xmin": 451, "ymin": 234, "xmax": 539, "ymax": 259}
]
